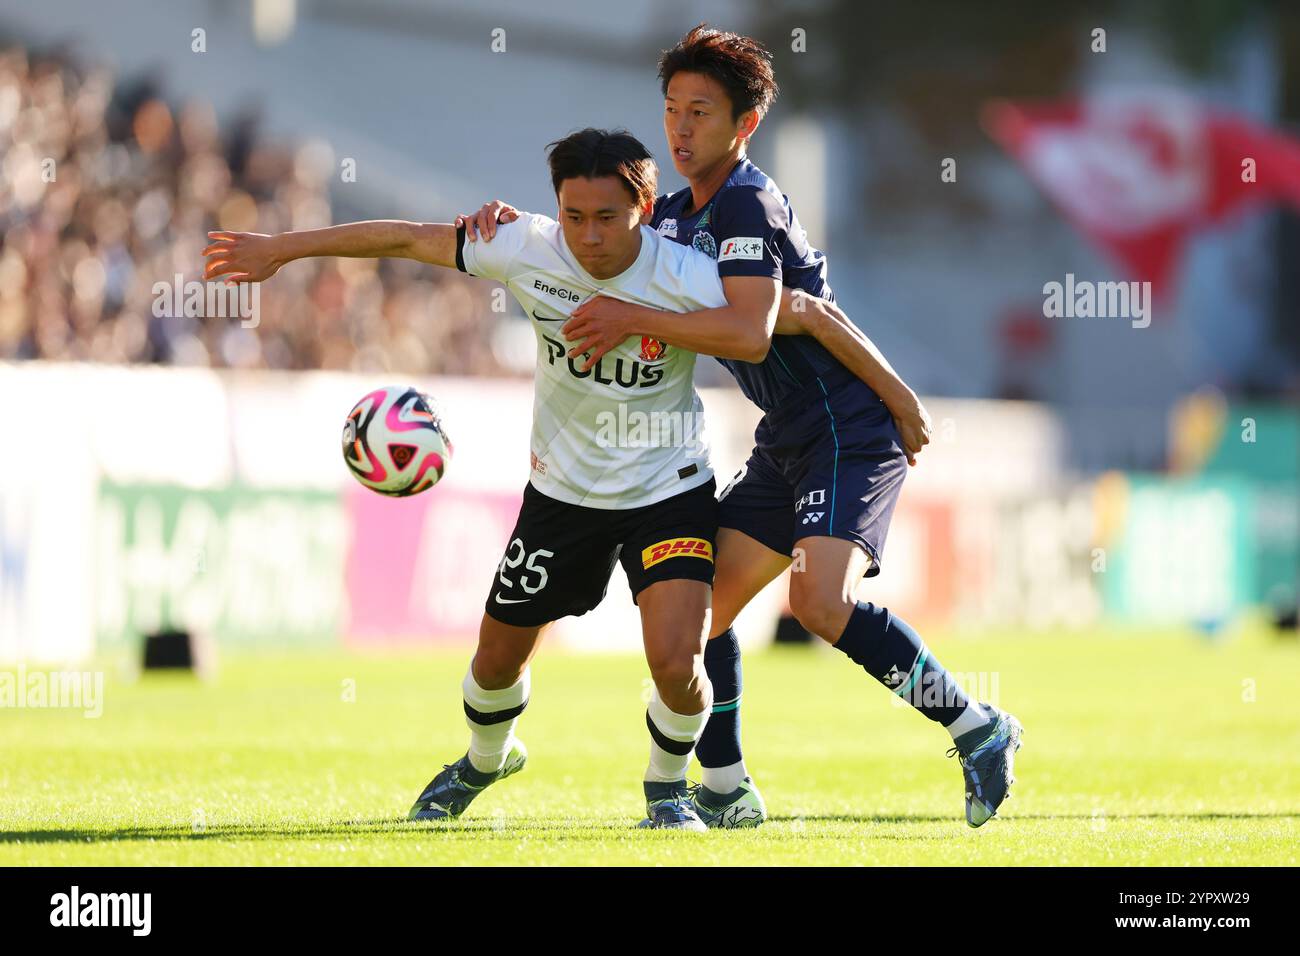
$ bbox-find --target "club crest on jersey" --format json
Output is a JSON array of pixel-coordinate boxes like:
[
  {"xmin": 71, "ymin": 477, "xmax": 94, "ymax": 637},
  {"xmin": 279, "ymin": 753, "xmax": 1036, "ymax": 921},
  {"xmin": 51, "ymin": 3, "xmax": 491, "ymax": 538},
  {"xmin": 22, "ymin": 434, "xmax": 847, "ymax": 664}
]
[
  {"xmin": 639, "ymin": 337, "xmax": 668, "ymax": 361},
  {"xmin": 692, "ymin": 230, "xmax": 717, "ymax": 259},
  {"xmin": 657, "ymin": 219, "xmax": 678, "ymax": 238}
]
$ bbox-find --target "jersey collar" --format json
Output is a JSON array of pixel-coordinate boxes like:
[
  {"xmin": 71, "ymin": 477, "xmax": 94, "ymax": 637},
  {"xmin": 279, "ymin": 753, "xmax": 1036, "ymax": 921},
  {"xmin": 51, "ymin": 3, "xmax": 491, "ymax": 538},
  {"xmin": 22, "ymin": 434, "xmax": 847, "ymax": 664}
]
[{"xmin": 679, "ymin": 156, "xmax": 749, "ymax": 219}]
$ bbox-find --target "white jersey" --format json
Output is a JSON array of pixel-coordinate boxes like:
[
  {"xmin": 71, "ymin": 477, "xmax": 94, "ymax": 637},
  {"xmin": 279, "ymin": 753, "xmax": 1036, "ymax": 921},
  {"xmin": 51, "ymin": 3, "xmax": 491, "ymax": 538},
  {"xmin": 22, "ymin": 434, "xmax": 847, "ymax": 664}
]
[{"xmin": 457, "ymin": 212, "xmax": 726, "ymax": 509}]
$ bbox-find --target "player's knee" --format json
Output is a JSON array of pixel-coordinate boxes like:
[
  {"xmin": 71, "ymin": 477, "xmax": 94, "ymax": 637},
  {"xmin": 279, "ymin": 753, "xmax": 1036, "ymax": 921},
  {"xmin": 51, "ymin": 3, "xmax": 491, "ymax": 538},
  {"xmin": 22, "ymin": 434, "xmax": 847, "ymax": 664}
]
[
  {"xmin": 471, "ymin": 651, "xmax": 526, "ymax": 690},
  {"xmin": 788, "ymin": 583, "xmax": 854, "ymax": 642},
  {"xmin": 645, "ymin": 649, "xmax": 702, "ymax": 693}
]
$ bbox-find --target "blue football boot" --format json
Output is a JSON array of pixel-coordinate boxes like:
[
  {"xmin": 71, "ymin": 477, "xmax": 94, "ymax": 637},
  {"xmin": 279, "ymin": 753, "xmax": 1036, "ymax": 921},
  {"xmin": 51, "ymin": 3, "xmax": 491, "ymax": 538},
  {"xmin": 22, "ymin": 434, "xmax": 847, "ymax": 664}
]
[
  {"xmin": 637, "ymin": 781, "xmax": 708, "ymax": 831},
  {"xmin": 408, "ymin": 740, "xmax": 527, "ymax": 821},
  {"xmin": 947, "ymin": 707, "xmax": 1023, "ymax": 827}
]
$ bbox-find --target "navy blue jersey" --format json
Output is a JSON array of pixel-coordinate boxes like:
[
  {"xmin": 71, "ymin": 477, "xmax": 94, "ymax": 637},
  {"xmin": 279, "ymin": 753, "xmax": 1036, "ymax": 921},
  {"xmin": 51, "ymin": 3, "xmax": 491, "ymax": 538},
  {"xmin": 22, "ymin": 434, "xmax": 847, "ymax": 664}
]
[{"xmin": 651, "ymin": 158, "xmax": 863, "ymax": 413}]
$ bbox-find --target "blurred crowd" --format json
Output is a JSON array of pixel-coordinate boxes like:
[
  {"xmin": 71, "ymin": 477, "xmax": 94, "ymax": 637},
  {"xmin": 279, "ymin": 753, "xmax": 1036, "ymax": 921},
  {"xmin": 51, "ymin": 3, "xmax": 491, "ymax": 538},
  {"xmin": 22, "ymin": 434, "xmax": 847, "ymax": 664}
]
[{"xmin": 0, "ymin": 47, "xmax": 509, "ymax": 375}]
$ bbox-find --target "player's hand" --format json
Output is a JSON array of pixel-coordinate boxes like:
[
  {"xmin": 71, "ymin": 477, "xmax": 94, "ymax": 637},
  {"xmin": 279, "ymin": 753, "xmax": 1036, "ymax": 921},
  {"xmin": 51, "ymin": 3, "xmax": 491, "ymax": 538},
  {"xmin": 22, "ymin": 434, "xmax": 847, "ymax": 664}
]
[
  {"xmin": 887, "ymin": 390, "xmax": 932, "ymax": 466},
  {"xmin": 203, "ymin": 231, "xmax": 283, "ymax": 284},
  {"xmin": 562, "ymin": 295, "xmax": 636, "ymax": 372},
  {"xmin": 455, "ymin": 200, "xmax": 521, "ymax": 242}
]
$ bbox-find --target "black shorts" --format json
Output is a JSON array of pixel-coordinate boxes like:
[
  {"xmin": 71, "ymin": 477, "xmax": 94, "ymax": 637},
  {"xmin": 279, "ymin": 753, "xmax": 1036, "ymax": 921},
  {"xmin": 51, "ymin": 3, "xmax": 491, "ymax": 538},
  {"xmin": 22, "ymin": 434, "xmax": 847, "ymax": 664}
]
[{"xmin": 486, "ymin": 478, "xmax": 718, "ymax": 627}]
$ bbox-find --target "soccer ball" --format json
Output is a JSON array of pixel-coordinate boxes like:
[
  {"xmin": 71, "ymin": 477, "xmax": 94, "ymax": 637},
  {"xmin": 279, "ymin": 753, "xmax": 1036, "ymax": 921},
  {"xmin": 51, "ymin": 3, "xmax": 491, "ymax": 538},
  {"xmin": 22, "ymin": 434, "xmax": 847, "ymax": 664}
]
[{"xmin": 342, "ymin": 385, "xmax": 453, "ymax": 496}]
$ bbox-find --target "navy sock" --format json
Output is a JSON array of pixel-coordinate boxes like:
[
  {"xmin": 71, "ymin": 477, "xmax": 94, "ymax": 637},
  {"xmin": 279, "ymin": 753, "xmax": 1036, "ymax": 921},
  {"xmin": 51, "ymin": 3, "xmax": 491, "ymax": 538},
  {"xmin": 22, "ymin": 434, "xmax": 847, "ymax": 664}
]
[
  {"xmin": 832, "ymin": 601, "xmax": 972, "ymax": 725},
  {"xmin": 695, "ymin": 629, "xmax": 743, "ymax": 768}
]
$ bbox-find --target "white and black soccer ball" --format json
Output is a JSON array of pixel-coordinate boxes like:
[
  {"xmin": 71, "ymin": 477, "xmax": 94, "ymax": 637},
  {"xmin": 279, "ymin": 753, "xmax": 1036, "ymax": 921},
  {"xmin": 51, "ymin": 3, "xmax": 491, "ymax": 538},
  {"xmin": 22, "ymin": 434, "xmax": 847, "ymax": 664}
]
[{"xmin": 342, "ymin": 385, "xmax": 453, "ymax": 497}]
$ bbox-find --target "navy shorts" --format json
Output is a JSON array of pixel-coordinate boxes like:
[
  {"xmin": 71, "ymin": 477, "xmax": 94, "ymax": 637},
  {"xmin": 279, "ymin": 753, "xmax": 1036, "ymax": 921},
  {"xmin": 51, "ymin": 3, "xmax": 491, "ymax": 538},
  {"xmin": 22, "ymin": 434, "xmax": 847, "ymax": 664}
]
[{"xmin": 717, "ymin": 371, "xmax": 907, "ymax": 577}]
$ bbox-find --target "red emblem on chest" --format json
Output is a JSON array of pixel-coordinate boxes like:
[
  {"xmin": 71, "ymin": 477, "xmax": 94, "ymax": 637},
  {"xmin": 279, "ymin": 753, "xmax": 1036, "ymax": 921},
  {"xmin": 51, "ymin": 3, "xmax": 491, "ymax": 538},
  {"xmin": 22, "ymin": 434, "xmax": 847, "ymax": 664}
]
[{"xmin": 639, "ymin": 337, "xmax": 667, "ymax": 361}]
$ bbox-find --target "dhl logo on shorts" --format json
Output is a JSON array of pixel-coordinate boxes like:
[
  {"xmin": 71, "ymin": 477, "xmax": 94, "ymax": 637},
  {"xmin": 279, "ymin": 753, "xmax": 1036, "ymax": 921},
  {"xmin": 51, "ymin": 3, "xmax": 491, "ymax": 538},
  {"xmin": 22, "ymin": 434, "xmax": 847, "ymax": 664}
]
[{"xmin": 641, "ymin": 537, "xmax": 714, "ymax": 569}]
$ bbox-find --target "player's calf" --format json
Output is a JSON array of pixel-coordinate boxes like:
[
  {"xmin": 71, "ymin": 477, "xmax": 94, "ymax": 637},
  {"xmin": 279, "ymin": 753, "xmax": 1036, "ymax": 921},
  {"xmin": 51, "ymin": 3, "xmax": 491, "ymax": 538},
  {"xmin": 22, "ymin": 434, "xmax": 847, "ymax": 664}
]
[
  {"xmin": 463, "ymin": 663, "xmax": 530, "ymax": 775},
  {"xmin": 640, "ymin": 688, "xmax": 711, "ymax": 831},
  {"xmin": 408, "ymin": 635, "xmax": 536, "ymax": 822},
  {"xmin": 695, "ymin": 528, "xmax": 789, "ymax": 811},
  {"xmin": 696, "ymin": 628, "xmax": 753, "ymax": 801},
  {"xmin": 638, "ymin": 578, "xmax": 713, "ymax": 830}
]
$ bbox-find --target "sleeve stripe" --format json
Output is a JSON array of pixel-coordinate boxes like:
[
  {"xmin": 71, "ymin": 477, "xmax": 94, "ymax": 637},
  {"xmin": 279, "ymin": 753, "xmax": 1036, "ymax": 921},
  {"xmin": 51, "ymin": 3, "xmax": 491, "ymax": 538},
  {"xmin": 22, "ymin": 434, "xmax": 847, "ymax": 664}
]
[{"xmin": 455, "ymin": 223, "xmax": 468, "ymax": 273}]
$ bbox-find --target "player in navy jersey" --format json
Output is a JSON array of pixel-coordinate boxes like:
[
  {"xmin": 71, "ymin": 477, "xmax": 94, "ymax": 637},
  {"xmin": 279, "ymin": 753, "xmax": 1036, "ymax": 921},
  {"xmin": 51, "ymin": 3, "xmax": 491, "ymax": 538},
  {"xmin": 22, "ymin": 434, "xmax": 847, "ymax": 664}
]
[
  {"xmin": 459, "ymin": 25, "xmax": 1022, "ymax": 830},
  {"xmin": 649, "ymin": 157, "xmax": 841, "ymax": 413}
]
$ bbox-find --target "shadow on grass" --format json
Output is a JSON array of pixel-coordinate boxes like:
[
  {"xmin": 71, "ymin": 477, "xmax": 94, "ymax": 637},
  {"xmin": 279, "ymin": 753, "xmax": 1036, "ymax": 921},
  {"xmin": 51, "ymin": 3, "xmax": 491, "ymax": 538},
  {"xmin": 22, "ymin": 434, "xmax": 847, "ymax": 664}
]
[
  {"xmin": 0, "ymin": 818, "xmax": 666, "ymax": 843},
  {"xmin": 770, "ymin": 812, "xmax": 1300, "ymax": 824},
  {"xmin": 3, "ymin": 811, "xmax": 1296, "ymax": 844}
]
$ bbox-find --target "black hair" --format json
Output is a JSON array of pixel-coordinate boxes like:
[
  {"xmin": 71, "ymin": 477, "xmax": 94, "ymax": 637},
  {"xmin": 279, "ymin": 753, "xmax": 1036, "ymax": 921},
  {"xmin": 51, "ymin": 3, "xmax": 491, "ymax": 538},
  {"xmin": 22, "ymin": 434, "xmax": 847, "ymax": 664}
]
[
  {"xmin": 546, "ymin": 128, "xmax": 659, "ymax": 208},
  {"xmin": 658, "ymin": 23, "xmax": 778, "ymax": 120}
]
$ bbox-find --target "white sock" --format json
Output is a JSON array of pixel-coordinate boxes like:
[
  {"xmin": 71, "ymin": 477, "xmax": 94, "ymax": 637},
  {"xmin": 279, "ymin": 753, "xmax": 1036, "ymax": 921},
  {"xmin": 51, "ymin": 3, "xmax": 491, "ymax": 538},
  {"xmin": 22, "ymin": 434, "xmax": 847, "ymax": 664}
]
[
  {"xmin": 945, "ymin": 700, "xmax": 993, "ymax": 741},
  {"xmin": 701, "ymin": 760, "xmax": 748, "ymax": 795},
  {"xmin": 645, "ymin": 684, "xmax": 712, "ymax": 783},
  {"xmin": 462, "ymin": 664, "xmax": 529, "ymax": 774}
]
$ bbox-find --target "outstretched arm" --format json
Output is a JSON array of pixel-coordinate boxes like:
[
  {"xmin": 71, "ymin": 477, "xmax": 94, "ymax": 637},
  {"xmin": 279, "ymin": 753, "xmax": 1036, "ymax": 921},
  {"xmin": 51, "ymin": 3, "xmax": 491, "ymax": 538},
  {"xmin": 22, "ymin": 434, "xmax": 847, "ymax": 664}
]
[
  {"xmin": 778, "ymin": 290, "xmax": 932, "ymax": 466},
  {"xmin": 203, "ymin": 221, "xmax": 458, "ymax": 283},
  {"xmin": 562, "ymin": 275, "xmax": 777, "ymax": 366},
  {"xmin": 450, "ymin": 198, "xmax": 931, "ymax": 461},
  {"xmin": 464, "ymin": 198, "xmax": 777, "ymax": 362}
]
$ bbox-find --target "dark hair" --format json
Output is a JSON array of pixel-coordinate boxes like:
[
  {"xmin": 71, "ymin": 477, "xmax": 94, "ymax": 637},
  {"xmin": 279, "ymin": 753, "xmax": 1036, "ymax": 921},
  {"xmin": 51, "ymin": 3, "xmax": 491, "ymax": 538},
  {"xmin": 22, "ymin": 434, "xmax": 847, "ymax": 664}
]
[
  {"xmin": 658, "ymin": 23, "xmax": 778, "ymax": 120},
  {"xmin": 545, "ymin": 128, "xmax": 659, "ymax": 209}
]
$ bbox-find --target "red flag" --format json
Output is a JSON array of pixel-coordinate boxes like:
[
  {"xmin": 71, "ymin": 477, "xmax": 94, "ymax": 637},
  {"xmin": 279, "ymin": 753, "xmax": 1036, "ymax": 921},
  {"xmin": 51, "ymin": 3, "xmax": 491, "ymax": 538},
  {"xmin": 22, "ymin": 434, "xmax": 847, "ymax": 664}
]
[{"xmin": 984, "ymin": 92, "xmax": 1300, "ymax": 296}]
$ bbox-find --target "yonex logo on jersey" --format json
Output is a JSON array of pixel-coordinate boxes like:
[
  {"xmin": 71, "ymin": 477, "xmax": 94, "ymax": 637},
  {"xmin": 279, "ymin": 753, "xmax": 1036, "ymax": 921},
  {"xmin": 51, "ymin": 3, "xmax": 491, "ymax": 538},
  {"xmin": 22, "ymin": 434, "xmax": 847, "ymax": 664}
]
[
  {"xmin": 719, "ymin": 237, "xmax": 764, "ymax": 262},
  {"xmin": 532, "ymin": 278, "xmax": 581, "ymax": 303},
  {"xmin": 641, "ymin": 537, "xmax": 714, "ymax": 569}
]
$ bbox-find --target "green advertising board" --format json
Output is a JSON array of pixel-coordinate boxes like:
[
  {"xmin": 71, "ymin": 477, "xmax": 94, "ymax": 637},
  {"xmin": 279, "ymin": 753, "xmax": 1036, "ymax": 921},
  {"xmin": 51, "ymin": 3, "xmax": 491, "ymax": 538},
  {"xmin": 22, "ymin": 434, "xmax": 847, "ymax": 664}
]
[
  {"xmin": 96, "ymin": 483, "xmax": 347, "ymax": 647},
  {"xmin": 1102, "ymin": 476, "xmax": 1255, "ymax": 626},
  {"xmin": 1205, "ymin": 405, "xmax": 1298, "ymax": 609}
]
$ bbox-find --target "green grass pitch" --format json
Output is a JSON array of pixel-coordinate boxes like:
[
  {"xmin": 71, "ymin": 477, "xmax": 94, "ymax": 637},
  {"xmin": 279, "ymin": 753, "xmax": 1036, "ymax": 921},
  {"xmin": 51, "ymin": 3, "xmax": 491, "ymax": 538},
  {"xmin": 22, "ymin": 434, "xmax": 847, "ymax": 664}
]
[{"xmin": 2, "ymin": 626, "xmax": 1297, "ymax": 865}]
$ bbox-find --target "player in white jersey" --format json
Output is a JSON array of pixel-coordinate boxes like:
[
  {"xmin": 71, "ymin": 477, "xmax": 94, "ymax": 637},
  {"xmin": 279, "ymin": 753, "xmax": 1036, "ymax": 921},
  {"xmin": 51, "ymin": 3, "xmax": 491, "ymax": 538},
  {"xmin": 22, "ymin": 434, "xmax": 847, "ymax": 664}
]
[
  {"xmin": 456, "ymin": 208, "xmax": 719, "ymax": 510},
  {"xmin": 203, "ymin": 129, "xmax": 757, "ymax": 829}
]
